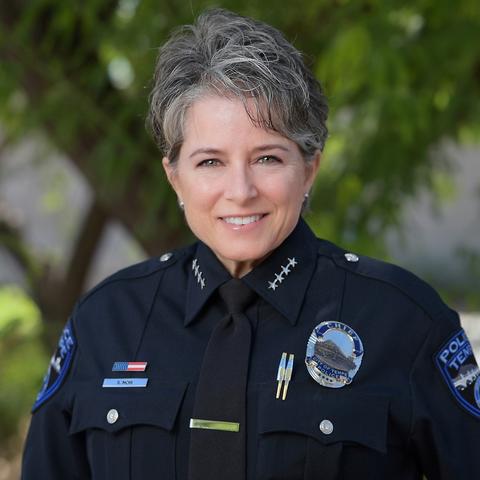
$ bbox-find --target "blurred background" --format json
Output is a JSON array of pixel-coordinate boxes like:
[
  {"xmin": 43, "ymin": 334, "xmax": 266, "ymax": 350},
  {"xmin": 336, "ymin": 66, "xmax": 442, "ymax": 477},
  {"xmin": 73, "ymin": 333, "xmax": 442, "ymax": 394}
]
[{"xmin": 0, "ymin": 0, "xmax": 479, "ymax": 477}]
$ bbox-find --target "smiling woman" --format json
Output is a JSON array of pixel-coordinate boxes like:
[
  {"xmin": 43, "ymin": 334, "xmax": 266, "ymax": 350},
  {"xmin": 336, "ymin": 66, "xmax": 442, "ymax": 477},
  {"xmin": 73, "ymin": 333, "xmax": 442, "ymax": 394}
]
[
  {"xmin": 163, "ymin": 95, "xmax": 319, "ymax": 277},
  {"xmin": 22, "ymin": 8, "xmax": 480, "ymax": 480}
]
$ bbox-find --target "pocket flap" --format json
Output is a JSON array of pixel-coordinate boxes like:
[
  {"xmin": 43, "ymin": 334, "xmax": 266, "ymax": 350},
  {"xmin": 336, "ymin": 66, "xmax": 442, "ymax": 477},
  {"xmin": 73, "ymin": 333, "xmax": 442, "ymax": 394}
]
[
  {"xmin": 69, "ymin": 380, "xmax": 188, "ymax": 435},
  {"xmin": 258, "ymin": 385, "xmax": 389, "ymax": 454}
]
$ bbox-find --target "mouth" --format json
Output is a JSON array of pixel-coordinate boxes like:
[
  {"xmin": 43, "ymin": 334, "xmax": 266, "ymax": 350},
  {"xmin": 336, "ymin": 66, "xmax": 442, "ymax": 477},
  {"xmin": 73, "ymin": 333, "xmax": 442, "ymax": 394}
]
[{"xmin": 220, "ymin": 214, "xmax": 267, "ymax": 226}]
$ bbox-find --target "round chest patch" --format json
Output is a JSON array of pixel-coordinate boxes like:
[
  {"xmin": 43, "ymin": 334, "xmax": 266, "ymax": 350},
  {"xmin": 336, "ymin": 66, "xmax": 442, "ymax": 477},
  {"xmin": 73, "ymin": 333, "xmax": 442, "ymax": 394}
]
[{"xmin": 305, "ymin": 321, "xmax": 364, "ymax": 388}]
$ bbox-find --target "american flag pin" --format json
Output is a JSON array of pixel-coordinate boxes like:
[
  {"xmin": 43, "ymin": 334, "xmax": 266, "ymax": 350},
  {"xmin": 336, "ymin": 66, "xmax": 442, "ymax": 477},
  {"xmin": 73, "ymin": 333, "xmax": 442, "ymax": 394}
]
[{"xmin": 112, "ymin": 361, "xmax": 148, "ymax": 372}]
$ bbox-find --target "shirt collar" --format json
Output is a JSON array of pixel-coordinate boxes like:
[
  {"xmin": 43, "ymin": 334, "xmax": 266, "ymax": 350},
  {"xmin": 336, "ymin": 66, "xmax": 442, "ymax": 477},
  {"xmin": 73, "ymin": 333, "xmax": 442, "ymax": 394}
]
[{"xmin": 184, "ymin": 218, "xmax": 318, "ymax": 326}]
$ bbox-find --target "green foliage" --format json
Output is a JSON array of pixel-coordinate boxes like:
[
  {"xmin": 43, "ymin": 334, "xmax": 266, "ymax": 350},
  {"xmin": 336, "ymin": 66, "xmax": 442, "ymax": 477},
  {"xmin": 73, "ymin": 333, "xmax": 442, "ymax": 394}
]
[
  {"xmin": 0, "ymin": 286, "xmax": 48, "ymax": 438},
  {"xmin": 1, "ymin": 0, "xmax": 478, "ymax": 258},
  {"xmin": 309, "ymin": 0, "xmax": 480, "ymax": 253}
]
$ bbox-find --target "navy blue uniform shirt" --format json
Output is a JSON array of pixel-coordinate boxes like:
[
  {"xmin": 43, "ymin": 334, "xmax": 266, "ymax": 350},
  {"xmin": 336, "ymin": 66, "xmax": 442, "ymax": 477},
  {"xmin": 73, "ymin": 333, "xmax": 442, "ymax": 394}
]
[{"xmin": 22, "ymin": 219, "xmax": 480, "ymax": 479}]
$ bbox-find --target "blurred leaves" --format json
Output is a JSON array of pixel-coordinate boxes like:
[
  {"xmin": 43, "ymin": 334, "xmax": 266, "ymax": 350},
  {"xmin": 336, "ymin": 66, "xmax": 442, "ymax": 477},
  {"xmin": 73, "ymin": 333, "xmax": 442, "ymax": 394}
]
[
  {"xmin": 0, "ymin": 286, "xmax": 40, "ymax": 337},
  {"xmin": 0, "ymin": 286, "xmax": 47, "ymax": 438},
  {"xmin": 1, "ymin": 0, "xmax": 478, "ymax": 256}
]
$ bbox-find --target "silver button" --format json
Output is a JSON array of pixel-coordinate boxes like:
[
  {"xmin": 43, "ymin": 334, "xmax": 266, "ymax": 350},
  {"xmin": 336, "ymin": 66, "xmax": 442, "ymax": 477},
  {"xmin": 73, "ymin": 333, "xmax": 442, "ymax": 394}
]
[
  {"xmin": 344, "ymin": 253, "xmax": 359, "ymax": 263},
  {"xmin": 159, "ymin": 252, "xmax": 172, "ymax": 262},
  {"xmin": 319, "ymin": 419, "xmax": 334, "ymax": 435},
  {"xmin": 107, "ymin": 409, "xmax": 119, "ymax": 424}
]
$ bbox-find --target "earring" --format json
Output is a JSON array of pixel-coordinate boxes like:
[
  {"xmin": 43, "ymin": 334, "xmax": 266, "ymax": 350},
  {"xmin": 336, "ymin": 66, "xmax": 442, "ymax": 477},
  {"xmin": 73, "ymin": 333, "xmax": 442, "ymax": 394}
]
[
  {"xmin": 301, "ymin": 192, "xmax": 310, "ymax": 213},
  {"xmin": 178, "ymin": 199, "xmax": 185, "ymax": 210}
]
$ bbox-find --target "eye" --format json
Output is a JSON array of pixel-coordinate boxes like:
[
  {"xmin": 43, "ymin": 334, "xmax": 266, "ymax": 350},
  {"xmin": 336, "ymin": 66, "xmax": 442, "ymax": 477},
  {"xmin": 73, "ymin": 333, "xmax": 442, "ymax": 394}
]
[
  {"xmin": 197, "ymin": 159, "xmax": 221, "ymax": 167},
  {"xmin": 257, "ymin": 155, "xmax": 281, "ymax": 165}
]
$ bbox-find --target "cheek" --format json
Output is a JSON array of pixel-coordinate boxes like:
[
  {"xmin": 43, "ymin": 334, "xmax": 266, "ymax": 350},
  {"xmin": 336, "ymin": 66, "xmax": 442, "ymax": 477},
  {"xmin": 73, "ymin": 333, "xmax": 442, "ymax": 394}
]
[
  {"xmin": 182, "ymin": 183, "xmax": 223, "ymax": 229},
  {"xmin": 176, "ymin": 172, "xmax": 217, "ymax": 202},
  {"xmin": 193, "ymin": 181, "xmax": 222, "ymax": 205},
  {"xmin": 260, "ymin": 172, "xmax": 305, "ymax": 205}
]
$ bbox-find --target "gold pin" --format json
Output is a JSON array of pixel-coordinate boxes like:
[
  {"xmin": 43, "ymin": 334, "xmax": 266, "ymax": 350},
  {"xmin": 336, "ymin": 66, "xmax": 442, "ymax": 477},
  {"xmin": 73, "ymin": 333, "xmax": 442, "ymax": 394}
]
[
  {"xmin": 276, "ymin": 352, "xmax": 287, "ymax": 399},
  {"xmin": 282, "ymin": 354, "xmax": 294, "ymax": 400},
  {"xmin": 189, "ymin": 419, "xmax": 240, "ymax": 432}
]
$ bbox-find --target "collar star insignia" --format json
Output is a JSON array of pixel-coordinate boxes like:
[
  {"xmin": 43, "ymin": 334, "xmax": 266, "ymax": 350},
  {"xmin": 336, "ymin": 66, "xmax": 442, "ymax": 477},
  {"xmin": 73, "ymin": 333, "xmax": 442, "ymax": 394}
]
[
  {"xmin": 288, "ymin": 257, "xmax": 298, "ymax": 267},
  {"xmin": 184, "ymin": 219, "xmax": 319, "ymax": 327},
  {"xmin": 192, "ymin": 258, "xmax": 206, "ymax": 290},
  {"xmin": 267, "ymin": 257, "xmax": 299, "ymax": 291},
  {"xmin": 268, "ymin": 281, "xmax": 278, "ymax": 291}
]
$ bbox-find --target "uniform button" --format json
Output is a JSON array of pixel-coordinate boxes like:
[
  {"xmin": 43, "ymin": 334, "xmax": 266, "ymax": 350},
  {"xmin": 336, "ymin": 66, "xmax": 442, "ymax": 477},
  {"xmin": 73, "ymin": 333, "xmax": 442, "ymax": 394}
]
[
  {"xmin": 319, "ymin": 419, "xmax": 334, "ymax": 435},
  {"xmin": 107, "ymin": 409, "xmax": 119, "ymax": 424},
  {"xmin": 344, "ymin": 253, "xmax": 359, "ymax": 263},
  {"xmin": 159, "ymin": 252, "xmax": 173, "ymax": 262}
]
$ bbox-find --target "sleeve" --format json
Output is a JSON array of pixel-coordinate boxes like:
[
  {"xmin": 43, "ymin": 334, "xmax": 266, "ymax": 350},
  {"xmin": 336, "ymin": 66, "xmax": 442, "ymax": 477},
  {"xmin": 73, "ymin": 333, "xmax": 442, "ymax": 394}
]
[
  {"xmin": 21, "ymin": 313, "xmax": 90, "ymax": 480},
  {"xmin": 409, "ymin": 309, "xmax": 480, "ymax": 480}
]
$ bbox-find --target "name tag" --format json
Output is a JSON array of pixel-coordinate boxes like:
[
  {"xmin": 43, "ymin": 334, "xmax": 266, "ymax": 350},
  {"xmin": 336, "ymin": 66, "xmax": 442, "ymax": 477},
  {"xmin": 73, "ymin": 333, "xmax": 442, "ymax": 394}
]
[{"xmin": 102, "ymin": 378, "xmax": 148, "ymax": 388}]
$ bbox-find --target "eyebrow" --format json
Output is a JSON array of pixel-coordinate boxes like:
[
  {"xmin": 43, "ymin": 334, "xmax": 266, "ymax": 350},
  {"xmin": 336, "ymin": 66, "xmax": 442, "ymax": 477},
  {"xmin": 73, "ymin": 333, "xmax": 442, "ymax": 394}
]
[
  {"xmin": 252, "ymin": 144, "xmax": 290, "ymax": 153},
  {"xmin": 189, "ymin": 148, "xmax": 222, "ymax": 158},
  {"xmin": 189, "ymin": 144, "xmax": 290, "ymax": 158}
]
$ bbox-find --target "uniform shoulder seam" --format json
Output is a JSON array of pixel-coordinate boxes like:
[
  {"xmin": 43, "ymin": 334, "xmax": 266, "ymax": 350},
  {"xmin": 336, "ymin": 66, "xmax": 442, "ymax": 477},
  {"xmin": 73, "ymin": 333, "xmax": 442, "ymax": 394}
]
[
  {"xmin": 319, "ymin": 241, "xmax": 452, "ymax": 323},
  {"xmin": 77, "ymin": 247, "xmax": 189, "ymax": 308}
]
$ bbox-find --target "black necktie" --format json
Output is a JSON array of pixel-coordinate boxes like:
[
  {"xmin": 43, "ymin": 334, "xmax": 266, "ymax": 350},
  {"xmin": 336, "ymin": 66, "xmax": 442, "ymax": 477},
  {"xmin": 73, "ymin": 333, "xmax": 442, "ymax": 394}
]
[{"xmin": 188, "ymin": 278, "xmax": 256, "ymax": 480}]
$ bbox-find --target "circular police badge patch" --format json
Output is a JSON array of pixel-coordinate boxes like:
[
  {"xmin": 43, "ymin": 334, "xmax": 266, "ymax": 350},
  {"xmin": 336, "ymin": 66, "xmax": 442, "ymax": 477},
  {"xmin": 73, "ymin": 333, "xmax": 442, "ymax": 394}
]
[
  {"xmin": 475, "ymin": 376, "xmax": 480, "ymax": 409},
  {"xmin": 305, "ymin": 321, "xmax": 364, "ymax": 388},
  {"xmin": 32, "ymin": 320, "xmax": 76, "ymax": 412},
  {"xmin": 436, "ymin": 329, "xmax": 480, "ymax": 418}
]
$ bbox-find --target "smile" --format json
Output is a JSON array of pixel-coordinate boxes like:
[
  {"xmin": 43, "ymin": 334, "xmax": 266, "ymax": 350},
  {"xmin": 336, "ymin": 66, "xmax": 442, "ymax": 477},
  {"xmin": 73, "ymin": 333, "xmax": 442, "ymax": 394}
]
[{"xmin": 221, "ymin": 214, "xmax": 265, "ymax": 226}]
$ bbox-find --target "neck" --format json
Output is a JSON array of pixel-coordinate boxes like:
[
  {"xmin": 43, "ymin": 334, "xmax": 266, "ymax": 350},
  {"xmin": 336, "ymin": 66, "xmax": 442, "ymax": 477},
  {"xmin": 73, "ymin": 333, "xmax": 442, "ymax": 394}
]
[
  {"xmin": 222, "ymin": 259, "xmax": 257, "ymax": 278},
  {"xmin": 219, "ymin": 253, "xmax": 272, "ymax": 278}
]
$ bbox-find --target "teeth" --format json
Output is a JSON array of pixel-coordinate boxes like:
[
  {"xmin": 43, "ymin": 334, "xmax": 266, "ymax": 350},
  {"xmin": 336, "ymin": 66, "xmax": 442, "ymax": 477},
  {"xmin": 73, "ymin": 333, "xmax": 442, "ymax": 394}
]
[{"xmin": 223, "ymin": 215, "xmax": 262, "ymax": 225}]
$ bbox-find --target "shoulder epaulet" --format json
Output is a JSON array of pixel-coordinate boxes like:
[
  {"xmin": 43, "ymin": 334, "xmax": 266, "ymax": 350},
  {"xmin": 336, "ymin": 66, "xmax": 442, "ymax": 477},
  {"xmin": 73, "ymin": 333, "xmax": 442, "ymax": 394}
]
[
  {"xmin": 317, "ymin": 238, "xmax": 452, "ymax": 322},
  {"xmin": 77, "ymin": 246, "xmax": 189, "ymax": 307}
]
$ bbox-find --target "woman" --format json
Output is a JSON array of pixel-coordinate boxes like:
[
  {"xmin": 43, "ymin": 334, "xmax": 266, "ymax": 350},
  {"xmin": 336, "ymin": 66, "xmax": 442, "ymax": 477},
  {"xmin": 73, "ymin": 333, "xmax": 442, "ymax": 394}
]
[{"xmin": 22, "ymin": 8, "xmax": 480, "ymax": 480}]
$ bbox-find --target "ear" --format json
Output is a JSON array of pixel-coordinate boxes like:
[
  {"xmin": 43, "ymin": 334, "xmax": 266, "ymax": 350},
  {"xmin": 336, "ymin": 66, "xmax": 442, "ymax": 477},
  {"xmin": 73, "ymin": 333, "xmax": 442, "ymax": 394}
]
[
  {"xmin": 304, "ymin": 150, "xmax": 321, "ymax": 191},
  {"xmin": 162, "ymin": 157, "xmax": 181, "ymax": 196}
]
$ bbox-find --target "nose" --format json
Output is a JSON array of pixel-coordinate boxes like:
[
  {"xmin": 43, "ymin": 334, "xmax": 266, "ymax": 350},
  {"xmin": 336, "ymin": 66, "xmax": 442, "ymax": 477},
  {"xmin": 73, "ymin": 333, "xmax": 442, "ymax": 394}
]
[{"xmin": 224, "ymin": 163, "xmax": 258, "ymax": 203}]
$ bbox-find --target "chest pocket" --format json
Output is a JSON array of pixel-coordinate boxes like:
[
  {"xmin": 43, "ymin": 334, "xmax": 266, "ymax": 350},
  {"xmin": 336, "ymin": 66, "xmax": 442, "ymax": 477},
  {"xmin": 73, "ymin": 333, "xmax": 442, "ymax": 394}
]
[
  {"xmin": 256, "ymin": 384, "xmax": 389, "ymax": 480},
  {"xmin": 69, "ymin": 380, "xmax": 187, "ymax": 480}
]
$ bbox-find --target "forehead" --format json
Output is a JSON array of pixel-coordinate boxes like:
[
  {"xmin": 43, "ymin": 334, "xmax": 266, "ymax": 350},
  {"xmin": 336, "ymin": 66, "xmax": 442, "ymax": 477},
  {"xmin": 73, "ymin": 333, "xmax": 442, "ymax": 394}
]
[{"xmin": 182, "ymin": 95, "xmax": 293, "ymax": 150}]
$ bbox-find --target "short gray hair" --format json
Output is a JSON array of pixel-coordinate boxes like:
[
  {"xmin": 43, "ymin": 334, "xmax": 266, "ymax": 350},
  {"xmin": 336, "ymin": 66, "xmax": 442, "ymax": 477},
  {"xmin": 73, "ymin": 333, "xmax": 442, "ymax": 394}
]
[{"xmin": 147, "ymin": 8, "xmax": 328, "ymax": 163}]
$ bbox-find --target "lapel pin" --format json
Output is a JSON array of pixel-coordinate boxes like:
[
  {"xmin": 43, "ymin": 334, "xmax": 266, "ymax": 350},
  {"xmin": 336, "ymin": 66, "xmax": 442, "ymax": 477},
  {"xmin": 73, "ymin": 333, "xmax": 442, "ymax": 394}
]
[
  {"xmin": 112, "ymin": 361, "xmax": 148, "ymax": 372},
  {"xmin": 276, "ymin": 352, "xmax": 287, "ymax": 399},
  {"xmin": 282, "ymin": 354, "xmax": 295, "ymax": 400},
  {"xmin": 275, "ymin": 352, "xmax": 294, "ymax": 400}
]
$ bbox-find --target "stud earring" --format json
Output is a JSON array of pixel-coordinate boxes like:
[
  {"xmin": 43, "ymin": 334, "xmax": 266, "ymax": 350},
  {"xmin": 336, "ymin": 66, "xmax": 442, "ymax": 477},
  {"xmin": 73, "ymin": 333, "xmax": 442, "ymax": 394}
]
[
  {"xmin": 301, "ymin": 192, "xmax": 310, "ymax": 213},
  {"xmin": 178, "ymin": 199, "xmax": 185, "ymax": 210}
]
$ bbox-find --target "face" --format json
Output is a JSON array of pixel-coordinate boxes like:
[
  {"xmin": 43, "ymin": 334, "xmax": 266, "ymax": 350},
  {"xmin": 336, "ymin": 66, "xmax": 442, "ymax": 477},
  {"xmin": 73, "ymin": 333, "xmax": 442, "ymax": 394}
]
[{"xmin": 163, "ymin": 95, "xmax": 320, "ymax": 277}]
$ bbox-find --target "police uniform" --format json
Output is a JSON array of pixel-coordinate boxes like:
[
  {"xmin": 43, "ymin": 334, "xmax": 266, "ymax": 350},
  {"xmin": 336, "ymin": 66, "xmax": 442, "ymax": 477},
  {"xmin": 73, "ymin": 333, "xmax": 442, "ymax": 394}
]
[{"xmin": 22, "ymin": 218, "xmax": 480, "ymax": 479}]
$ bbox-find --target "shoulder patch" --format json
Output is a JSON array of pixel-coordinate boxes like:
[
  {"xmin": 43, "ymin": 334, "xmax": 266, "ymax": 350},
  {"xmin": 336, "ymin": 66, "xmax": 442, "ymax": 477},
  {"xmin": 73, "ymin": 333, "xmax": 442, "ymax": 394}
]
[
  {"xmin": 32, "ymin": 320, "xmax": 76, "ymax": 412},
  {"xmin": 435, "ymin": 329, "xmax": 480, "ymax": 419}
]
